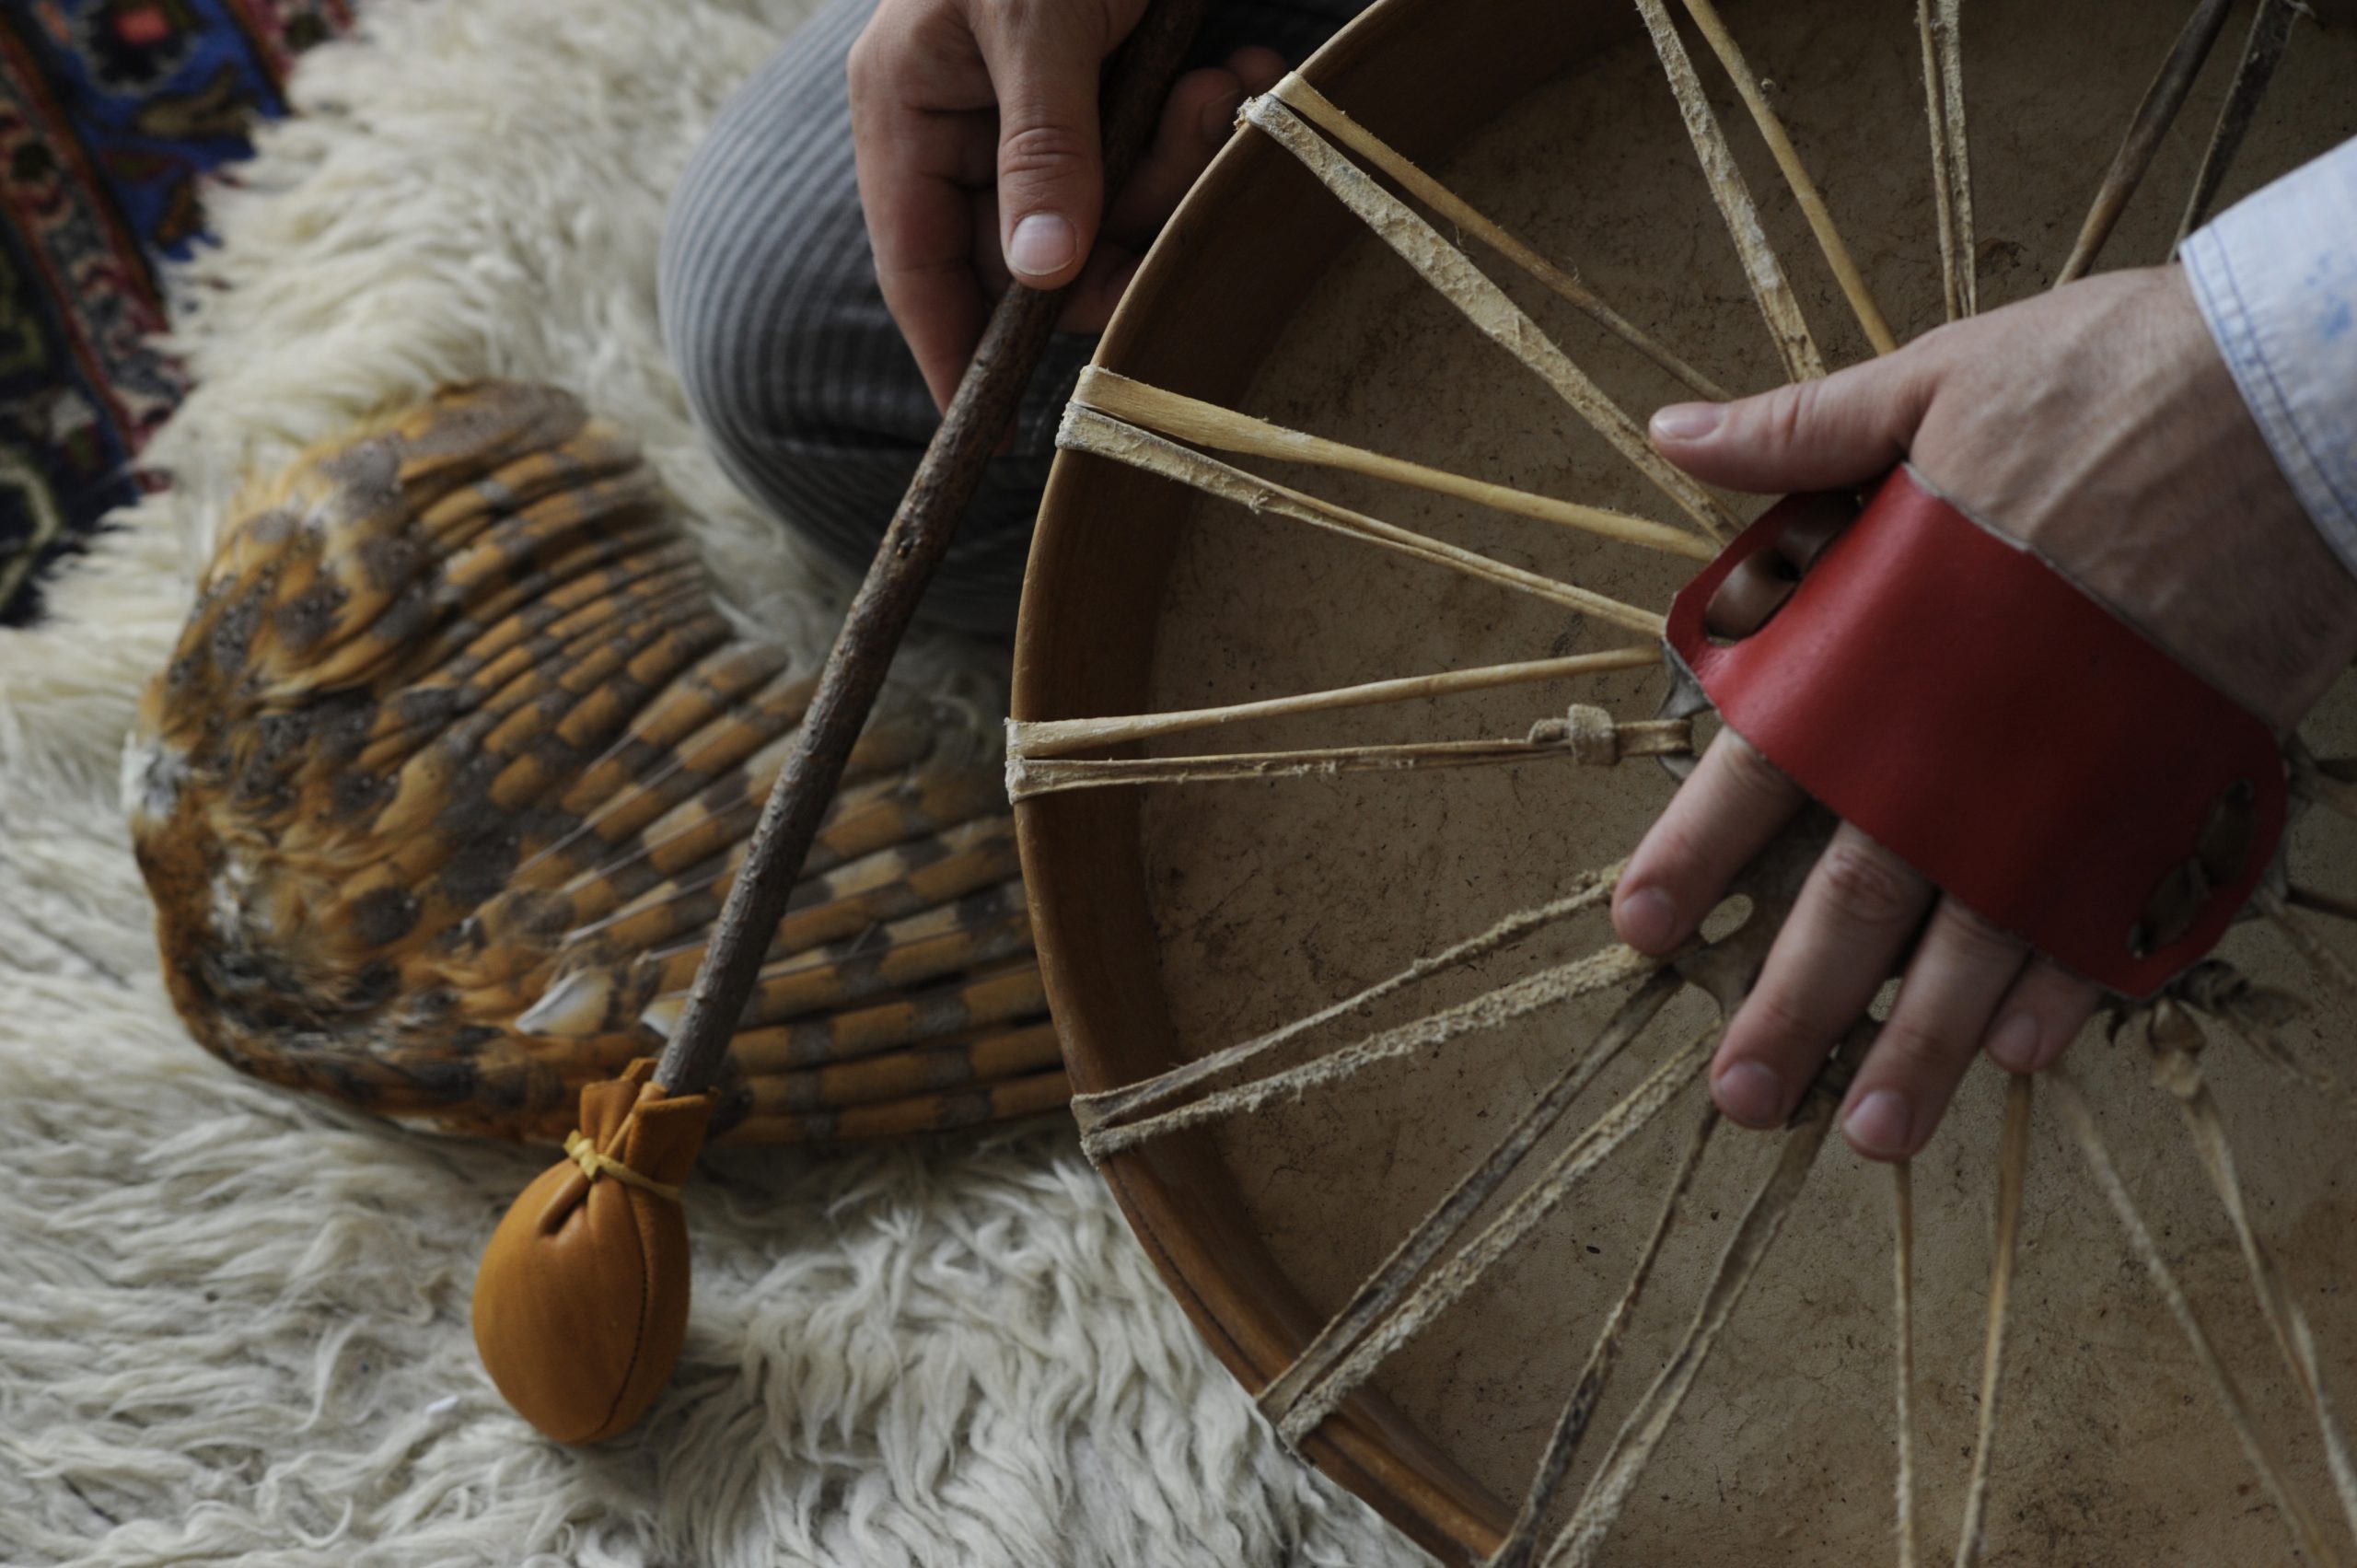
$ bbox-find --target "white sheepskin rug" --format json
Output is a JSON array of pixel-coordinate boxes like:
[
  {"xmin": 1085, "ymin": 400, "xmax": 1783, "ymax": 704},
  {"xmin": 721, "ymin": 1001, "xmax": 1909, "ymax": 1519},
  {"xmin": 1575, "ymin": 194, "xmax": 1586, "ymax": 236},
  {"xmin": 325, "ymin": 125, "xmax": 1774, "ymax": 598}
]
[{"xmin": 0, "ymin": 3, "xmax": 1423, "ymax": 1563}]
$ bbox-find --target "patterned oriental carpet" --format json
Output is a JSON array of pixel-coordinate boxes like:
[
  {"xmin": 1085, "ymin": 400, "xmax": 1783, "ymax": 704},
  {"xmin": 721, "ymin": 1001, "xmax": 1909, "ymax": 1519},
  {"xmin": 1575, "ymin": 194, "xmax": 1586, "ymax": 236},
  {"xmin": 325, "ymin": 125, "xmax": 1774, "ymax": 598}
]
[{"xmin": 0, "ymin": 0, "xmax": 352, "ymax": 626}]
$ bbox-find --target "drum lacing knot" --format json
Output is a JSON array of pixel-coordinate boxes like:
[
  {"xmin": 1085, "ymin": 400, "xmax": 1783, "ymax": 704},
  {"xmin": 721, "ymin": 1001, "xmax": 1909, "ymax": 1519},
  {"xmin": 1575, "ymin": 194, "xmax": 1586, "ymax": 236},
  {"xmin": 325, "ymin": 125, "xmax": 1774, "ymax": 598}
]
[
  {"xmin": 1527, "ymin": 705, "xmax": 1694, "ymax": 766},
  {"xmin": 2142, "ymin": 999, "xmax": 2209, "ymax": 1105},
  {"xmin": 1528, "ymin": 703, "xmax": 1623, "ymax": 765},
  {"xmin": 1563, "ymin": 704, "xmax": 1621, "ymax": 765}
]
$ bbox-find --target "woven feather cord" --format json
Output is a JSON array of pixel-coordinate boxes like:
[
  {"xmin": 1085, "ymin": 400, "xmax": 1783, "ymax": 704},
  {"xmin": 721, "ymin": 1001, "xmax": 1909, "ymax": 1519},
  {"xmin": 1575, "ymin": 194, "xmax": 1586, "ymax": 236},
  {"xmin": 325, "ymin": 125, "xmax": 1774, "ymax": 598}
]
[{"xmin": 128, "ymin": 381, "xmax": 1066, "ymax": 1144}]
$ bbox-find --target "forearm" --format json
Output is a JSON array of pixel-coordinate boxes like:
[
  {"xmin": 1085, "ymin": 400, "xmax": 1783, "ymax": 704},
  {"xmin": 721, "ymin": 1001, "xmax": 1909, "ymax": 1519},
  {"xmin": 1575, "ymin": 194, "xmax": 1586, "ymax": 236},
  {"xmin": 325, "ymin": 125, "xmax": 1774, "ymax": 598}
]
[{"xmin": 2183, "ymin": 135, "xmax": 2357, "ymax": 580}]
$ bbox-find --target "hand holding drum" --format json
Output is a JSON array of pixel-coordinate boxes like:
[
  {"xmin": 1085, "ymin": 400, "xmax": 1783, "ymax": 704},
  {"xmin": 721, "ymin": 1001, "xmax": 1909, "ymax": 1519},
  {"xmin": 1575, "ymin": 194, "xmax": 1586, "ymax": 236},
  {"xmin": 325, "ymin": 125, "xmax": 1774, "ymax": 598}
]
[{"xmin": 1618, "ymin": 263, "xmax": 2357, "ymax": 1161}]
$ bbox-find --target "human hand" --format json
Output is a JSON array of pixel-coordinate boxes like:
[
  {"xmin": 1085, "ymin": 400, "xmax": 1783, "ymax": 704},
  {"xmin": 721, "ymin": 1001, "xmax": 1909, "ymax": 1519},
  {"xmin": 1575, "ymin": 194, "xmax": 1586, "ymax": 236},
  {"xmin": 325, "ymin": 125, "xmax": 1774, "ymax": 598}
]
[
  {"xmin": 848, "ymin": 0, "xmax": 1284, "ymax": 411},
  {"xmin": 1612, "ymin": 265, "xmax": 2357, "ymax": 1161}
]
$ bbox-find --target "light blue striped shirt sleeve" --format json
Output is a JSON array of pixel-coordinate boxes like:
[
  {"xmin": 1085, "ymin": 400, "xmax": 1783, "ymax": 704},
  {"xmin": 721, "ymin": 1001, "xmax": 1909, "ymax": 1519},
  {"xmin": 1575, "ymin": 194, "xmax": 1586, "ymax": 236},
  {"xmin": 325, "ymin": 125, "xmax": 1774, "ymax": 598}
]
[{"xmin": 2182, "ymin": 137, "xmax": 2357, "ymax": 578}]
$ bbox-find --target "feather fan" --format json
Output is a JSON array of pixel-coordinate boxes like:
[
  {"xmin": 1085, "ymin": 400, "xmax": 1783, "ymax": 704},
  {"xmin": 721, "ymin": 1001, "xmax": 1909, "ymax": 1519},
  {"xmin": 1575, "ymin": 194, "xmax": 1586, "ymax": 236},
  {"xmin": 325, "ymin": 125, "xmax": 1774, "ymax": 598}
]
[{"xmin": 128, "ymin": 381, "xmax": 1066, "ymax": 1144}]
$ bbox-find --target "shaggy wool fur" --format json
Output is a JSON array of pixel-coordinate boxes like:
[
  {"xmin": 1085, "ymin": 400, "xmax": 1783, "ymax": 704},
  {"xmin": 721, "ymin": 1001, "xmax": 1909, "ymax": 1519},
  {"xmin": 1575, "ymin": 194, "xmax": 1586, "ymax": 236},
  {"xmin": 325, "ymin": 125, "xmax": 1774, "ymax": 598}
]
[{"xmin": 0, "ymin": 3, "xmax": 1425, "ymax": 1563}]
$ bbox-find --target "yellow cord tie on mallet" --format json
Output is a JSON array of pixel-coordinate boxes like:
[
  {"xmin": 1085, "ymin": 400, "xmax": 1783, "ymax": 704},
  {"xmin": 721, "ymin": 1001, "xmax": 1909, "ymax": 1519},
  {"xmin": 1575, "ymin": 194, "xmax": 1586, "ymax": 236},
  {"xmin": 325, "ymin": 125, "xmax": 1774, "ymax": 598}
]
[
  {"xmin": 471, "ymin": 1058, "xmax": 713, "ymax": 1445},
  {"xmin": 562, "ymin": 1128, "xmax": 684, "ymax": 1202}
]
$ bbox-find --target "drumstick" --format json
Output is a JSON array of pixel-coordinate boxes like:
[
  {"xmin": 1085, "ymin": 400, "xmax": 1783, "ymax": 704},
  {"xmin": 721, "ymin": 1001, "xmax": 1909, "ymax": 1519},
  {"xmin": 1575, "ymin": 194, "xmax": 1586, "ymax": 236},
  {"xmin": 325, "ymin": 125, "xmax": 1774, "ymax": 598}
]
[
  {"xmin": 470, "ymin": 0, "xmax": 1212, "ymax": 1447},
  {"xmin": 654, "ymin": 0, "xmax": 1211, "ymax": 1098}
]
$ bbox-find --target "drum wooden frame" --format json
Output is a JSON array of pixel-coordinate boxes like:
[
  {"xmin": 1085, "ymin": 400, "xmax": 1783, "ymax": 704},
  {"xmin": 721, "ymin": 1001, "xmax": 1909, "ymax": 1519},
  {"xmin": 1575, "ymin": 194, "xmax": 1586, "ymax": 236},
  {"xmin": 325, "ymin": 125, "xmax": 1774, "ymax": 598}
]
[{"xmin": 1013, "ymin": 2, "xmax": 2357, "ymax": 1563}]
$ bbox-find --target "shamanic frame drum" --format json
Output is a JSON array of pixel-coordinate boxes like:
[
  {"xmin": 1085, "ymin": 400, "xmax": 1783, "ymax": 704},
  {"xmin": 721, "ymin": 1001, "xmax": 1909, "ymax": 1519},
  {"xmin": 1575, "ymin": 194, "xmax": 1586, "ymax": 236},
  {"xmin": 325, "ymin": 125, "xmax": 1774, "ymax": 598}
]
[{"xmin": 1012, "ymin": 1, "xmax": 2357, "ymax": 1562}]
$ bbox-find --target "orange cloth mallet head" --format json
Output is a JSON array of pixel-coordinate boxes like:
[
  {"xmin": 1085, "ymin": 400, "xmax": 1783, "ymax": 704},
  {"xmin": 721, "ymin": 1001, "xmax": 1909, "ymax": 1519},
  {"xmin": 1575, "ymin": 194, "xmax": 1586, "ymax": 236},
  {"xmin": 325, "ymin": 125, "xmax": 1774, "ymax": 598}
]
[{"xmin": 471, "ymin": 1059, "xmax": 713, "ymax": 1443}]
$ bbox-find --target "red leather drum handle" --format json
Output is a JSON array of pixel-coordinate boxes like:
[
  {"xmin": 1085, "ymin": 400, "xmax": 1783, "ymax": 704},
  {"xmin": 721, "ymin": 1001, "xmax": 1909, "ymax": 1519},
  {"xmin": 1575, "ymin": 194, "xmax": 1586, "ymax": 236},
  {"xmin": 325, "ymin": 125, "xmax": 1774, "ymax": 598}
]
[{"xmin": 1665, "ymin": 467, "xmax": 2286, "ymax": 999}]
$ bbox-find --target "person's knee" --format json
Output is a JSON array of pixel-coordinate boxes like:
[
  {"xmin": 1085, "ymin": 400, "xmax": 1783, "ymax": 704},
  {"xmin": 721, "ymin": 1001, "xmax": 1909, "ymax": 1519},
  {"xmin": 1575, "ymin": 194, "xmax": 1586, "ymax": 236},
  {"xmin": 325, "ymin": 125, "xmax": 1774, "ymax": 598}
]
[
  {"xmin": 660, "ymin": 163, "xmax": 831, "ymax": 461},
  {"xmin": 659, "ymin": 6, "xmax": 909, "ymax": 464}
]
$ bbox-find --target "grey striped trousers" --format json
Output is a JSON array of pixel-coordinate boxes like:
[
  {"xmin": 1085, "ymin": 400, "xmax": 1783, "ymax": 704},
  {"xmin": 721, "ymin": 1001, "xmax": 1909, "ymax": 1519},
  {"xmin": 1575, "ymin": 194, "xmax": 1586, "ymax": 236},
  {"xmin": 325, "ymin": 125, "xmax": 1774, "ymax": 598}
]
[{"xmin": 658, "ymin": 0, "xmax": 1366, "ymax": 637}]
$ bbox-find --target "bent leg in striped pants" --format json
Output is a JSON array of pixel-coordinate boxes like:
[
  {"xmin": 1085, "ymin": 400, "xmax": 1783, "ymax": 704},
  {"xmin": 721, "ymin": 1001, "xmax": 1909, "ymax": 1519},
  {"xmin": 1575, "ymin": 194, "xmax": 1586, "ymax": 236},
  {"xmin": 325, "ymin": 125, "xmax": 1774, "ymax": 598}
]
[{"xmin": 659, "ymin": 0, "xmax": 1367, "ymax": 638}]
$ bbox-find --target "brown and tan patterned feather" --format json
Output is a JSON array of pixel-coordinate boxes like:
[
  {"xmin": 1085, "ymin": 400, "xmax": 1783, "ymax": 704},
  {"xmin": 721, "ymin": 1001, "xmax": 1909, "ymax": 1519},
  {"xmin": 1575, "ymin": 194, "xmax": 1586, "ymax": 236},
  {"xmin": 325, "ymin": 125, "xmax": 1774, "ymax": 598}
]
[{"xmin": 129, "ymin": 381, "xmax": 1065, "ymax": 1144}]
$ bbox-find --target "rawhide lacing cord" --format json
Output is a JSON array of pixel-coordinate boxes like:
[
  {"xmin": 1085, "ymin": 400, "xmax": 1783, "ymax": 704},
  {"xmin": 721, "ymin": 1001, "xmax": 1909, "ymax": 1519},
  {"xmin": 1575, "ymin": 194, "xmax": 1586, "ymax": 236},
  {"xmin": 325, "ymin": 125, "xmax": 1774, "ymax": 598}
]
[
  {"xmin": 2290, "ymin": 743, "xmax": 2357, "ymax": 822},
  {"xmin": 2176, "ymin": 0, "xmax": 2302, "ymax": 245},
  {"xmin": 1629, "ymin": 0, "xmax": 1827, "ymax": 382},
  {"xmin": 1546, "ymin": 1024, "xmax": 1865, "ymax": 1568},
  {"xmin": 1074, "ymin": 862, "xmax": 1625, "ymax": 1150},
  {"xmin": 1006, "ymin": 707, "xmax": 1689, "ymax": 802},
  {"xmin": 1239, "ymin": 91, "xmax": 1736, "ymax": 540},
  {"xmin": 2144, "ymin": 1003, "xmax": 2357, "ymax": 1548},
  {"xmin": 1260, "ymin": 970, "xmax": 1689, "ymax": 1441},
  {"xmin": 1057, "ymin": 408, "xmax": 1666, "ymax": 633},
  {"xmin": 2049, "ymin": 1067, "xmax": 2340, "ymax": 1566},
  {"xmin": 2218, "ymin": 1009, "xmax": 2357, "ymax": 1117},
  {"xmin": 1069, "ymin": 368, "xmax": 1712, "ymax": 560},
  {"xmin": 1276, "ymin": 1018, "xmax": 1719, "ymax": 1444},
  {"xmin": 1893, "ymin": 1160, "xmax": 1922, "ymax": 1568},
  {"xmin": 2261, "ymin": 888, "xmax": 2357, "ymax": 1017},
  {"xmin": 1919, "ymin": 0, "xmax": 1976, "ymax": 319},
  {"xmin": 1488, "ymin": 1102, "xmax": 1721, "ymax": 1568},
  {"xmin": 1673, "ymin": 0, "xmax": 1897, "ymax": 354},
  {"xmin": 2174, "ymin": 958, "xmax": 2357, "ymax": 1115},
  {"xmin": 1086, "ymin": 941, "xmax": 1661, "ymax": 1163},
  {"xmin": 1953, "ymin": 1072, "xmax": 2033, "ymax": 1568},
  {"xmin": 1008, "ymin": 648, "xmax": 1661, "ymax": 761},
  {"xmin": 1264, "ymin": 75, "xmax": 1731, "ymax": 402}
]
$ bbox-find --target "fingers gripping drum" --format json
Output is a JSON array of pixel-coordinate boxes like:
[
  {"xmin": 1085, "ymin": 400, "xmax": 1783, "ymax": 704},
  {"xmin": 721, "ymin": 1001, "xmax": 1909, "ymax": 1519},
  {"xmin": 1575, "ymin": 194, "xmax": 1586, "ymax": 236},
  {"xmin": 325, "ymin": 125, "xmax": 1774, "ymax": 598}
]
[{"xmin": 1665, "ymin": 467, "xmax": 2286, "ymax": 998}]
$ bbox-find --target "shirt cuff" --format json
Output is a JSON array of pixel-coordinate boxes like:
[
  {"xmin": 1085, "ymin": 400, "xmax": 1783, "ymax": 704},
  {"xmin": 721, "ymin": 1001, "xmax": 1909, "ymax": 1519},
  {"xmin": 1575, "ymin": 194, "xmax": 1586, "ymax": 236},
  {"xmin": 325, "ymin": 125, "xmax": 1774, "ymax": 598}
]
[{"xmin": 2181, "ymin": 136, "xmax": 2357, "ymax": 581}]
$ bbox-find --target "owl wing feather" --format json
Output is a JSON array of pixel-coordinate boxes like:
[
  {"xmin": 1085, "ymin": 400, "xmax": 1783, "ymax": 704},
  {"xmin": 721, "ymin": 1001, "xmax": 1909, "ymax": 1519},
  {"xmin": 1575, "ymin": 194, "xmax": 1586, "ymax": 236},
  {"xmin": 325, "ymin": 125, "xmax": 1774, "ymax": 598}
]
[{"xmin": 132, "ymin": 380, "xmax": 1062, "ymax": 1144}]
